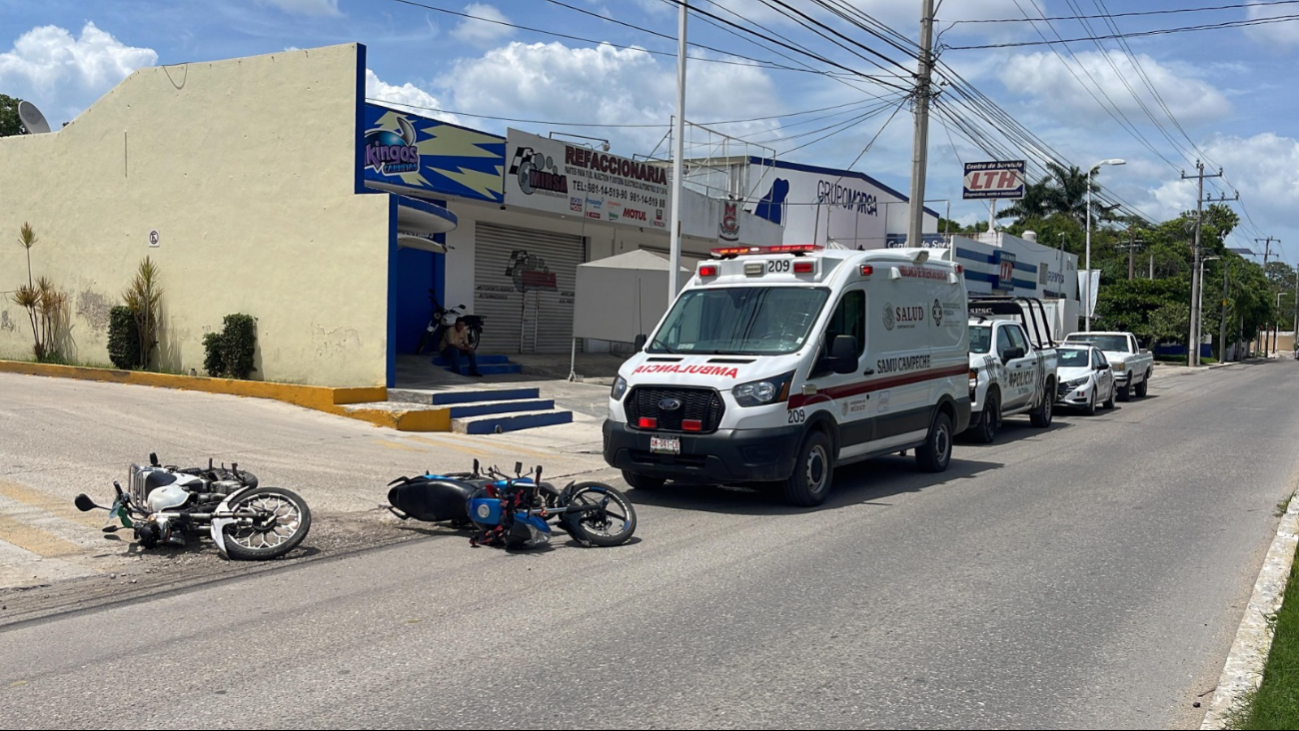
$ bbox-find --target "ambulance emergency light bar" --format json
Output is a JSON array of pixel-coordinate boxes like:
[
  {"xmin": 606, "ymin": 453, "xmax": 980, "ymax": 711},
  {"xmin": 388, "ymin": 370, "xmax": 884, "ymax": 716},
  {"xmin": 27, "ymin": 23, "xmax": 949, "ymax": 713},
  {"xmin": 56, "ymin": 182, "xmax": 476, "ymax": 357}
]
[{"xmin": 709, "ymin": 244, "xmax": 822, "ymax": 258}]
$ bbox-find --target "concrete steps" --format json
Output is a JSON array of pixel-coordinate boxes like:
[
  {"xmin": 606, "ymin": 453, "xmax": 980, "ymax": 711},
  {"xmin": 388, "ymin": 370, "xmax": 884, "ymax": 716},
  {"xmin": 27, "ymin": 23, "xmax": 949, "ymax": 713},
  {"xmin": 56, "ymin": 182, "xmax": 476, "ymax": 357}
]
[{"xmin": 388, "ymin": 387, "xmax": 573, "ymax": 434}]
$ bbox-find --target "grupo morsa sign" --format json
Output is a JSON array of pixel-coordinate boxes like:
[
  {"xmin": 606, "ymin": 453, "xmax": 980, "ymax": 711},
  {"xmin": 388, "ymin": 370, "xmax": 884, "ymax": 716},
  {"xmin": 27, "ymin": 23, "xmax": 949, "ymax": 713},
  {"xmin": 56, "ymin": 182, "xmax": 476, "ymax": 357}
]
[
  {"xmin": 503, "ymin": 129, "xmax": 670, "ymax": 230},
  {"xmin": 963, "ymin": 160, "xmax": 1026, "ymax": 200}
]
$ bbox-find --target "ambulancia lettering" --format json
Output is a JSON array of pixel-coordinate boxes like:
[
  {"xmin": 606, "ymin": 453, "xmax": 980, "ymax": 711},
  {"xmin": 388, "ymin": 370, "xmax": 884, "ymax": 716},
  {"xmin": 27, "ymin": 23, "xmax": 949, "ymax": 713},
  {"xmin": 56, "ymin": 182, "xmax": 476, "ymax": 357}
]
[{"xmin": 632, "ymin": 364, "xmax": 741, "ymax": 379}]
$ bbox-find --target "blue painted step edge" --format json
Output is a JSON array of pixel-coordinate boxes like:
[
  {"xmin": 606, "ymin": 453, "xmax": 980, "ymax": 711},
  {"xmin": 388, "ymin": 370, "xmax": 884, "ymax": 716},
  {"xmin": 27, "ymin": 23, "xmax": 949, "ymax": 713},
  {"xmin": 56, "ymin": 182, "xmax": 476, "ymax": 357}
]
[
  {"xmin": 431, "ymin": 387, "xmax": 542, "ymax": 406},
  {"xmin": 448, "ymin": 399, "xmax": 555, "ymax": 419},
  {"xmin": 462, "ymin": 411, "xmax": 574, "ymax": 434},
  {"xmin": 444, "ymin": 363, "xmax": 522, "ymax": 376},
  {"xmin": 431, "ymin": 354, "xmax": 513, "ymax": 366}
]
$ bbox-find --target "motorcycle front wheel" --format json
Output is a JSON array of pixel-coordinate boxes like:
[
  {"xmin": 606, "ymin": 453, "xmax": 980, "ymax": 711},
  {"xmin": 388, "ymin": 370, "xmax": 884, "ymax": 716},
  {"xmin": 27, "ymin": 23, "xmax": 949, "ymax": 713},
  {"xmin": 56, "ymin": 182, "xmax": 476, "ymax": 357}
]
[
  {"xmin": 221, "ymin": 487, "xmax": 312, "ymax": 561},
  {"xmin": 563, "ymin": 483, "xmax": 637, "ymax": 547}
]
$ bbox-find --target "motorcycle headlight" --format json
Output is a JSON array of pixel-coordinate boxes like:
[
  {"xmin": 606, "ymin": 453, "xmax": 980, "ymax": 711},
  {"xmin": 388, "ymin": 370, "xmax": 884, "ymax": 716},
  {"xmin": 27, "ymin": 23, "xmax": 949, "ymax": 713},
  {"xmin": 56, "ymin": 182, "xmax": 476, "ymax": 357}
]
[
  {"xmin": 611, "ymin": 376, "xmax": 628, "ymax": 401},
  {"xmin": 733, "ymin": 371, "xmax": 795, "ymax": 407}
]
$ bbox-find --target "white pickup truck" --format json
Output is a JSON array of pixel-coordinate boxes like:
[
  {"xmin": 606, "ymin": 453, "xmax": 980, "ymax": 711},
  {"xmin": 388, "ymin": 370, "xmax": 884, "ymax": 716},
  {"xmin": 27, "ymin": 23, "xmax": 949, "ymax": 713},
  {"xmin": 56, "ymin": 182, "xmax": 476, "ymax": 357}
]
[
  {"xmin": 965, "ymin": 297, "xmax": 1061, "ymax": 444},
  {"xmin": 1061, "ymin": 331, "xmax": 1153, "ymax": 401}
]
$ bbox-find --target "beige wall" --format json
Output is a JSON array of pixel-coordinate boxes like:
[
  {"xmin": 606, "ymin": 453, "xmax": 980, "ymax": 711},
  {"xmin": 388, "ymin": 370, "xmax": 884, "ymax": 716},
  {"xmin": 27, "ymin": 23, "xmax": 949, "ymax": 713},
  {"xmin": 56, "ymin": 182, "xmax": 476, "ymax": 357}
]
[{"xmin": 0, "ymin": 44, "xmax": 391, "ymax": 387}]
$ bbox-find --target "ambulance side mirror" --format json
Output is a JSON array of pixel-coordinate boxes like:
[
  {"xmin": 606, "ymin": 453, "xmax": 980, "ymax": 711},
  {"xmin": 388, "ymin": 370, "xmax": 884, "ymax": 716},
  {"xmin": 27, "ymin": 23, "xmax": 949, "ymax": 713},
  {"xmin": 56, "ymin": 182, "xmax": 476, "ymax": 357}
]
[
  {"xmin": 633, "ymin": 334, "xmax": 648, "ymax": 351},
  {"xmin": 828, "ymin": 335, "xmax": 859, "ymax": 375}
]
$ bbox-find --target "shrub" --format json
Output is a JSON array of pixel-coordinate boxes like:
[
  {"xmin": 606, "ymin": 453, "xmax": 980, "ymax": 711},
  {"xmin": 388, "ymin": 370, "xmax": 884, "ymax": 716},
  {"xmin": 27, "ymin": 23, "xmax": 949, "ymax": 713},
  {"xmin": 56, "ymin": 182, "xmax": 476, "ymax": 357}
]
[
  {"xmin": 107, "ymin": 305, "xmax": 142, "ymax": 370},
  {"xmin": 202, "ymin": 331, "xmax": 226, "ymax": 377},
  {"xmin": 203, "ymin": 314, "xmax": 257, "ymax": 379}
]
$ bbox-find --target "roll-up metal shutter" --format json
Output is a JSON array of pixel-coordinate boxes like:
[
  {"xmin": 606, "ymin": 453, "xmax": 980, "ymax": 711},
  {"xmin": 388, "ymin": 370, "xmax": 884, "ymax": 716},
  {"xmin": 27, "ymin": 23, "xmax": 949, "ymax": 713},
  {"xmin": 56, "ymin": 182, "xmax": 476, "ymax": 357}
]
[{"xmin": 474, "ymin": 222, "xmax": 586, "ymax": 354}]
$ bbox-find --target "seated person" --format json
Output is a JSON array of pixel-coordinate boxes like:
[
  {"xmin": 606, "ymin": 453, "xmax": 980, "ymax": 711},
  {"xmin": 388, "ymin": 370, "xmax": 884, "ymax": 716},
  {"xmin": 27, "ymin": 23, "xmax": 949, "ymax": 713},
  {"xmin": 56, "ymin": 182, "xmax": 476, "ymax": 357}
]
[{"xmin": 439, "ymin": 318, "xmax": 481, "ymax": 377}]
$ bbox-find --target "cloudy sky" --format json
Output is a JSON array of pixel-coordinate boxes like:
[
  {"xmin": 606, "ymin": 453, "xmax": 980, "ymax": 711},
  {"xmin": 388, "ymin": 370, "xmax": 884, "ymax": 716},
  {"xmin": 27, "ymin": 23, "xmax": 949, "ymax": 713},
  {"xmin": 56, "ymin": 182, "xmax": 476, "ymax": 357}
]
[{"xmin": 2, "ymin": 0, "xmax": 1297, "ymax": 263}]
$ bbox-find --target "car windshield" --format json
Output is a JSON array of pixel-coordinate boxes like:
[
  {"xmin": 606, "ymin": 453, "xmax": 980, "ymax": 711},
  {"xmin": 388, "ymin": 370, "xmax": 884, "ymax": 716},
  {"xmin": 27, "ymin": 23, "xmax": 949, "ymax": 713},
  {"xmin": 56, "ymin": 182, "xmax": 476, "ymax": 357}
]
[
  {"xmin": 1066, "ymin": 334, "xmax": 1128, "ymax": 351},
  {"xmin": 648, "ymin": 286, "xmax": 830, "ymax": 355},
  {"xmin": 1058, "ymin": 349, "xmax": 1091, "ymax": 367},
  {"xmin": 970, "ymin": 325, "xmax": 992, "ymax": 354}
]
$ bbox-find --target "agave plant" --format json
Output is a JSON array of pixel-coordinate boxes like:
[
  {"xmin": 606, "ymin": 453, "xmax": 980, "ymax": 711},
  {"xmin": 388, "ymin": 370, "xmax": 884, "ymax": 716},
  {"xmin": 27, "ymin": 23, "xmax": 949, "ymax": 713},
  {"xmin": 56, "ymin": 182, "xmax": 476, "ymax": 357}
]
[{"xmin": 123, "ymin": 257, "xmax": 163, "ymax": 368}]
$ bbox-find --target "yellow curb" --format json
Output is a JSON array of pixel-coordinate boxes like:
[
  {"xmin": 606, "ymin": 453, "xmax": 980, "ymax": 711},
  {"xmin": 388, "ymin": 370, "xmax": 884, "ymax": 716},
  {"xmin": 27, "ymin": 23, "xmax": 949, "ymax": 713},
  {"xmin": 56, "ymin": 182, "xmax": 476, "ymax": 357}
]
[{"xmin": 0, "ymin": 360, "xmax": 450, "ymax": 432}]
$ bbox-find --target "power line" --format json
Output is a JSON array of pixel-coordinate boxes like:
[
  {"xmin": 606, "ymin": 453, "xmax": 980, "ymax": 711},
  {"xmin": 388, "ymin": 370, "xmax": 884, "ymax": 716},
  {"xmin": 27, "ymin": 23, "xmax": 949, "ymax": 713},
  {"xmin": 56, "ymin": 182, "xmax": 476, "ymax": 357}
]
[
  {"xmin": 949, "ymin": 1, "xmax": 1299, "ymax": 25},
  {"xmin": 946, "ymin": 14, "xmax": 1299, "ymax": 49},
  {"xmin": 382, "ymin": 0, "xmax": 880, "ymax": 78}
]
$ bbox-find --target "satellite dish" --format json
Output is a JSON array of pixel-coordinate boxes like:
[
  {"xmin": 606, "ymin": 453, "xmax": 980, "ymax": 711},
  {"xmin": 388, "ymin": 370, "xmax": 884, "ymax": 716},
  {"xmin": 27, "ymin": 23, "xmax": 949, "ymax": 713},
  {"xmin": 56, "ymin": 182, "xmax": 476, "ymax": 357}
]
[{"xmin": 17, "ymin": 101, "xmax": 52, "ymax": 134}]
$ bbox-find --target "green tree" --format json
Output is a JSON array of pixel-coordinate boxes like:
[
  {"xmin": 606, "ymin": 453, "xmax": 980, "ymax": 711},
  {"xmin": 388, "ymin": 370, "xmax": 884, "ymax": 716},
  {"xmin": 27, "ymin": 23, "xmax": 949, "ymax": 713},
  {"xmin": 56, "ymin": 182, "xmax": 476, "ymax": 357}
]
[{"xmin": 0, "ymin": 94, "xmax": 25, "ymax": 137}]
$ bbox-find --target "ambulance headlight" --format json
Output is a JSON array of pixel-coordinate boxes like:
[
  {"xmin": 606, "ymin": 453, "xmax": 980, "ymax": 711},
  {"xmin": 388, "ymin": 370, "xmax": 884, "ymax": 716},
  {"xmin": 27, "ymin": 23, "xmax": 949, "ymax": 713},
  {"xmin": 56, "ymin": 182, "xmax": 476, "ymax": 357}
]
[
  {"xmin": 611, "ymin": 376, "xmax": 629, "ymax": 401},
  {"xmin": 733, "ymin": 371, "xmax": 794, "ymax": 407}
]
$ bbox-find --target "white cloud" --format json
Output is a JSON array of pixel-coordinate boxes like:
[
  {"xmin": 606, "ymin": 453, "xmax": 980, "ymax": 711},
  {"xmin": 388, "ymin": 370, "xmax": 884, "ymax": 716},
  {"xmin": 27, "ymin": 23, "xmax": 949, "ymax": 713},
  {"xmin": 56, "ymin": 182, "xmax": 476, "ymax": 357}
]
[
  {"xmin": 0, "ymin": 22, "xmax": 157, "ymax": 124},
  {"xmin": 438, "ymin": 41, "xmax": 784, "ymax": 153},
  {"xmin": 452, "ymin": 3, "xmax": 515, "ymax": 47},
  {"xmin": 256, "ymin": 0, "xmax": 342, "ymax": 16},
  {"xmin": 998, "ymin": 50, "xmax": 1231, "ymax": 125},
  {"xmin": 1150, "ymin": 133, "xmax": 1299, "ymax": 223},
  {"xmin": 366, "ymin": 69, "xmax": 458, "ymax": 124},
  {"xmin": 1245, "ymin": 0, "xmax": 1299, "ymax": 47}
]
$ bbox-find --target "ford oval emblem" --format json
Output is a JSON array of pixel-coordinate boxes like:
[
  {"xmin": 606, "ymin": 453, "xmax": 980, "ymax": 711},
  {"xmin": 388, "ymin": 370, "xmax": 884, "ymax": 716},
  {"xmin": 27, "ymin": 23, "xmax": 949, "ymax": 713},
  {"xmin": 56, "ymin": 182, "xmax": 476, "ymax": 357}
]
[{"xmin": 658, "ymin": 397, "xmax": 683, "ymax": 411}]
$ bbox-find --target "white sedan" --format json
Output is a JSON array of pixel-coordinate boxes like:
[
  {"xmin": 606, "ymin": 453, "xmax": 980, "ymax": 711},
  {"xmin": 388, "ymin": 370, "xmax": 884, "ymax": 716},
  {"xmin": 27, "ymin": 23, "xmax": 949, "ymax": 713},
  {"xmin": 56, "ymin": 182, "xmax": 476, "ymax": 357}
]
[{"xmin": 1054, "ymin": 345, "xmax": 1116, "ymax": 416}]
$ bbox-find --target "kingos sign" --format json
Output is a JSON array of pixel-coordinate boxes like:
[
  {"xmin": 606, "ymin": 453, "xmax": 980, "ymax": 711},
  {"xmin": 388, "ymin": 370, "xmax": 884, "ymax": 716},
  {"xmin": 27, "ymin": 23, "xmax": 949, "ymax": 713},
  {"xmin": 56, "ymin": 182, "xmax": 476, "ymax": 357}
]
[{"xmin": 365, "ymin": 116, "xmax": 420, "ymax": 175}]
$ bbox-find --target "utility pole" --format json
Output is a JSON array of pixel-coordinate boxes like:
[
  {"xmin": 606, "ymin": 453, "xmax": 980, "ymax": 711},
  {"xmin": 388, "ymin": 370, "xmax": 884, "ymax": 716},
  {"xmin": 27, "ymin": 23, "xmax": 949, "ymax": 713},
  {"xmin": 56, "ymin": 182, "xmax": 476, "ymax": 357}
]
[
  {"xmin": 1181, "ymin": 162, "xmax": 1226, "ymax": 366},
  {"xmin": 906, "ymin": 0, "xmax": 936, "ymax": 248},
  {"xmin": 1219, "ymin": 262, "xmax": 1230, "ymax": 361},
  {"xmin": 1116, "ymin": 226, "xmax": 1144, "ymax": 281},
  {"xmin": 667, "ymin": 0, "xmax": 687, "ymax": 302},
  {"xmin": 1254, "ymin": 236, "xmax": 1276, "ymax": 356}
]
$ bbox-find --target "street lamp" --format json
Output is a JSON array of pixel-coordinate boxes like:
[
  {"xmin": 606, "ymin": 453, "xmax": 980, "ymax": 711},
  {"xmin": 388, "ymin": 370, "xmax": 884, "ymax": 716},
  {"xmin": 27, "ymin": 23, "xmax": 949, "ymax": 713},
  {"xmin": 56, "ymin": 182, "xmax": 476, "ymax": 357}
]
[{"xmin": 1085, "ymin": 158, "xmax": 1126, "ymax": 332}]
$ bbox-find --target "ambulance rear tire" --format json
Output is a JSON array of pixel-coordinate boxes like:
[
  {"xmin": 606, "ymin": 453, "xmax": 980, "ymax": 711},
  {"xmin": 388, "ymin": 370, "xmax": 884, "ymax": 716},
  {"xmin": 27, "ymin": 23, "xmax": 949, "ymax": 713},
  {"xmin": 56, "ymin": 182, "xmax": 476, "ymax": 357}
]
[
  {"xmin": 782, "ymin": 430, "xmax": 833, "ymax": 507},
  {"xmin": 622, "ymin": 471, "xmax": 666, "ymax": 492},
  {"xmin": 916, "ymin": 411, "xmax": 954, "ymax": 473}
]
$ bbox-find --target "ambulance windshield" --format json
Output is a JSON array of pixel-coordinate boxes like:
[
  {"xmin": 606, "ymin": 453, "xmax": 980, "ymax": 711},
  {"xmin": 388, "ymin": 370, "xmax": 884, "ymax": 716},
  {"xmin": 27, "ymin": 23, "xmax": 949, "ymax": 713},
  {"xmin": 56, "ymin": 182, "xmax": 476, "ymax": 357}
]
[{"xmin": 649, "ymin": 286, "xmax": 830, "ymax": 356}]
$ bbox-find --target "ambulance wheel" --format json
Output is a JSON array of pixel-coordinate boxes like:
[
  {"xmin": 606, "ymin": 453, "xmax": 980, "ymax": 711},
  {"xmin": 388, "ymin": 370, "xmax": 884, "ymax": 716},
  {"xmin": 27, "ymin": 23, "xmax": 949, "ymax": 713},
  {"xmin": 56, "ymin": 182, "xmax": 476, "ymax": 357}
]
[
  {"xmin": 1030, "ymin": 382, "xmax": 1054, "ymax": 428},
  {"xmin": 916, "ymin": 411, "xmax": 953, "ymax": 473},
  {"xmin": 782, "ymin": 430, "xmax": 833, "ymax": 507},
  {"xmin": 621, "ymin": 471, "xmax": 665, "ymax": 492}
]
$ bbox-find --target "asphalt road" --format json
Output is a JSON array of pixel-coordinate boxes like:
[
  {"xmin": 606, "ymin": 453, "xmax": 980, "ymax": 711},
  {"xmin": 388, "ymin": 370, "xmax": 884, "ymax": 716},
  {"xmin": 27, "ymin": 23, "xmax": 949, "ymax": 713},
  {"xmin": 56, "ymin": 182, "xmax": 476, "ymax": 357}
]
[{"xmin": 2, "ymin": 362, "xmax": 1298, "ymax": 729}]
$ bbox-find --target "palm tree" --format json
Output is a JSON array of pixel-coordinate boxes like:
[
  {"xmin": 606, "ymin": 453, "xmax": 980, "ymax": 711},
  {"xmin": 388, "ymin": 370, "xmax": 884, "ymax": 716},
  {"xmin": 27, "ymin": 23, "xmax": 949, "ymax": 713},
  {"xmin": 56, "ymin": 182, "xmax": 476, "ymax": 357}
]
[{"xmin": 997, "ymin": 162, "xmax": 1105, "ymax": 229}]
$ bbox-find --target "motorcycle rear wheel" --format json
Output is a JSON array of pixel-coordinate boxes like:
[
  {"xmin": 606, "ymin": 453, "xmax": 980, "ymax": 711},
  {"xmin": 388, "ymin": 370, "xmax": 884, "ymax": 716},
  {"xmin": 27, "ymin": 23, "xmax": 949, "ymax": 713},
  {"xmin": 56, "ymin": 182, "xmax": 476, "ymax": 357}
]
[
  {"xmin": 563, "ymin": 483, "xmax": 637, "ymax": 547},
  {"xmin": 221, "ymin": 487, "xmax": 312, "ymax": 561},
  {"xmin": 466, "ymin": 328, "xmax": 481, "ymax": 352}
]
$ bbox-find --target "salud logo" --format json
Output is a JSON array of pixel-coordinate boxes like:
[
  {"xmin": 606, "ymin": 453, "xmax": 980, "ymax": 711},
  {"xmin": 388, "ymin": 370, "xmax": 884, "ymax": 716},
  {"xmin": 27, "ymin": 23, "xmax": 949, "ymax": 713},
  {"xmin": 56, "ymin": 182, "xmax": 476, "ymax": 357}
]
[
  {"xmin": 932, "ymin": 299, "xmax": 943, "ymax": 327},
  {"xmin": 883, "ymin": 302, "xmax": 895, "ymax": 331}
]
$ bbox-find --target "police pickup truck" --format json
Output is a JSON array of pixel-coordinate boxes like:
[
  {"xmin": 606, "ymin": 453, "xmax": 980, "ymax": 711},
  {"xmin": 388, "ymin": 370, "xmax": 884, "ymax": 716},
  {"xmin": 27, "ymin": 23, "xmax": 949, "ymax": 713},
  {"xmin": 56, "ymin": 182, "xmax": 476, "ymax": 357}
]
[
  {"xmin": 964, "ymin": 297, "xmax": 1060, "ymax": 444},
  {"xmin": 1061, "ymin": 331, "xmax": 1153, "ymax": 400}
]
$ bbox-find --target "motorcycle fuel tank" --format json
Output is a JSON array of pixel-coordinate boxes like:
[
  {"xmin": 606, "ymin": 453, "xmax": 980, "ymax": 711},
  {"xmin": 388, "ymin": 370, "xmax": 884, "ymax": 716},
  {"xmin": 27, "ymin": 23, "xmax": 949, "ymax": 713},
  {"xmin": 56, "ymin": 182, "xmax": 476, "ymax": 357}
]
[
  {"xmin": 388, "ymin": 477, "xmax": 477, "ymax": 523},
  {"xmin": 147, "ymin": 483, "xmax": 190, "ymax": 512}
]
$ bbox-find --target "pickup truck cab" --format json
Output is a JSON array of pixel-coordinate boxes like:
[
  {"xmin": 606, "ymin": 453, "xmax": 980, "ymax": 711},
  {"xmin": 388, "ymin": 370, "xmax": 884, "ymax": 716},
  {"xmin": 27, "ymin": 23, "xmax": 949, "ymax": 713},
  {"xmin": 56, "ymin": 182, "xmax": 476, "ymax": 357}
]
[
  {"xmin": 603, "ymin": 244, "xmax": 972, "ymax": 507},
  {"xmin": 964, "ymin": 297, "xmax": 1060, "ymax": 444},
  {"xmin": 1061, "ymin": 331, "xmax": 1153, "ymax": 400}
]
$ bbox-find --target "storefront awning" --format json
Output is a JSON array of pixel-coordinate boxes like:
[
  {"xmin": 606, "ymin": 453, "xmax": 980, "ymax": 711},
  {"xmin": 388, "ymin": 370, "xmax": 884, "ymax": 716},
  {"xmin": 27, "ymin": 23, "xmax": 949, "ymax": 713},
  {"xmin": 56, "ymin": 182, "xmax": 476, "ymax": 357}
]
[{"xmin": 395, "ymin": 195, "xmax": 457, "ymax": 254}]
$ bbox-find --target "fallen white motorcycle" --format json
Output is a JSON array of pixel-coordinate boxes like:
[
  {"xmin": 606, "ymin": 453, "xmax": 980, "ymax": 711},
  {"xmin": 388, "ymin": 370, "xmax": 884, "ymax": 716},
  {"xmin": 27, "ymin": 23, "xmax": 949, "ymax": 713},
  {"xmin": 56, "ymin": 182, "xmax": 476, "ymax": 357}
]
[{"xmin": 75, "ymin": 453, "xmax": 311, "ymax": 561}]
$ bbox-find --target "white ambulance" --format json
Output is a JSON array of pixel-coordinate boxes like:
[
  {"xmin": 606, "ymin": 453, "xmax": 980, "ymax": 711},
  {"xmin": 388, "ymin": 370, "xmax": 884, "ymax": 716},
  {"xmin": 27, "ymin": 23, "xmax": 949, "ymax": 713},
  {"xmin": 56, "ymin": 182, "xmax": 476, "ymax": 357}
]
[{"xmin": 603, "ymin": 244, "xmax": 971, "ymax": 507}]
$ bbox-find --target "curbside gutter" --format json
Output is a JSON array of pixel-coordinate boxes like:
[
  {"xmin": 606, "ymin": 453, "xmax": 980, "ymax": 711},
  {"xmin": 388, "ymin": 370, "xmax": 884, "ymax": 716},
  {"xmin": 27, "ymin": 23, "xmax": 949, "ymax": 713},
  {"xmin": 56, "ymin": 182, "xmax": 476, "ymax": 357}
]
[
  {"xmin": 0, "ymin": 360, "xmax": 450, "ymax": 432},
  {"xmin": 1200, "ymin": 483, "xmax": 1299, "ymax": 729}
]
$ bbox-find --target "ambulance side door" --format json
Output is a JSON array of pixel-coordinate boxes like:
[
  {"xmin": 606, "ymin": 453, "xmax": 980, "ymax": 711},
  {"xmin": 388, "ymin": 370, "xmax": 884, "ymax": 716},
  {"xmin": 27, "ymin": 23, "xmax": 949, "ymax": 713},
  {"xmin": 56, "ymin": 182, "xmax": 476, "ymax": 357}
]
[{"xmin": 805, "ymin": 286, "xmax": 872, "ymax": 452}]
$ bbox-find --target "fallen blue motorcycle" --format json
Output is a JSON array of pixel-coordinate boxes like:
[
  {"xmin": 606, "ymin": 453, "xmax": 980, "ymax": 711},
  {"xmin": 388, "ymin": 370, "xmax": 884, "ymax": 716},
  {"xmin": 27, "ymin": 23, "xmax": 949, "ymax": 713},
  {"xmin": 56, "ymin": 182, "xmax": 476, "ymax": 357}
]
[{"xmin": 386, "ymin": 461, "xmax": 637, "ymax": 550}]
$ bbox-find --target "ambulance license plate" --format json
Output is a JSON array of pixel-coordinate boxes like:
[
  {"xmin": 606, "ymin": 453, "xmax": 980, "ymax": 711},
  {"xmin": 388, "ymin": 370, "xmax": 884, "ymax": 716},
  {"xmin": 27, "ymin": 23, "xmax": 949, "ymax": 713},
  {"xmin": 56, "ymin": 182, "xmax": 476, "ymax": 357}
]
[{"xmin": 650, "ymin": 436, "xmax": 680, "ymax": 455}]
